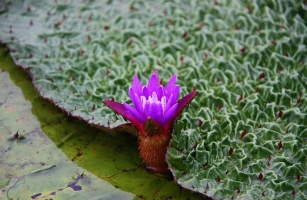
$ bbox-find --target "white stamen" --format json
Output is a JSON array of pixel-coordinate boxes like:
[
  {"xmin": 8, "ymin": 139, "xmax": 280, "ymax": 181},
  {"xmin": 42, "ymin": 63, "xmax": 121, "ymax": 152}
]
[
  {"xmin": 141, "ymin": 96, "xmax": 146, "ymax": 109},
  {"xmin": 161, "ymin": 96, "xmax": 166, "ymax": 114},
  {"xmin": 152, "ymin": 92, "xmax": 158, "ymax": 103}
]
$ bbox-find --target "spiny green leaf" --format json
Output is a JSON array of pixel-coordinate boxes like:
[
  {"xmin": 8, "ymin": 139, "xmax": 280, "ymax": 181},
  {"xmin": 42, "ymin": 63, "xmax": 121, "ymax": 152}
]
[{"xmin": 165, "ymin": 1, "xmax": 307, "ymax": 199}]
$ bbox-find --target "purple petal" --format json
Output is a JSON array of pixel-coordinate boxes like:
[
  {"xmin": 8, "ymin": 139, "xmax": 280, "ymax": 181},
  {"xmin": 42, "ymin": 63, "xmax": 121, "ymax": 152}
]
[
  {"xmin": 142, "ymin": 86, "xmax": 150, "ymax": 98},
  {"xmin": 153, "ymin": 69, "xmax": 159, "ymax": 81},
  {"xmin": 170, "ymin": 85, "xmax": 180, "ymax": 103},
  {"xmin": 172, "ymin": 90, "xmax": 197, "ymax": 122},
  {"xmin": 132, "ymin": 75, "xmax": 143, "ymax": 96},
  {"xmin": 147, "ymin": 72, "xmax": 159, "ymax": 94},
  {"xmin": 165, "ymin": 93, "xmax": 174, "ymax": 112},
  {"xmin": 163, "ymin": 90, "xmax": 197, "ymax": 129},
  {"xmin": 161, "ymin": 103, "xmax": 178, "ymax": 125},
  {"xmin": 129, "ymin": 88, "xmax": 143, "ymax": 113},
  {"xmin": 143, "ymin": 100, "xmax": 150, "ymax": 119},
  {"xmin": 103, "ymin": 100, "xmax": 143, "ymax": 130},
  {"xmin": 129, "ymin": 87, "xmax": 136, "ymax": 104},
  {"xmin": 165, "ymin": 86, "xmax": 179, "ymax": 111},
  {"xmin": 124, "ymin": 103, "xmax": 145, "ymax": 124},
  {"xmin": 156, "ymin": 86, "xmax": 164, "ymax": 100},
  {"xmin": 148, "ymin": 102, "xmax": 163, "ymax": 125},
  {"xmin": 164, "ymin": 74, "xmax": 177, "ymax": 98}
]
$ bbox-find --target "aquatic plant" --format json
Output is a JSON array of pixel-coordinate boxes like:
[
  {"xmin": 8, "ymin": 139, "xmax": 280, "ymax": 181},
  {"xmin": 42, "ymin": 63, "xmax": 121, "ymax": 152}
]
[{"xmin": 104, "ymin": 70, "xmax": 197, "ymax": 173}]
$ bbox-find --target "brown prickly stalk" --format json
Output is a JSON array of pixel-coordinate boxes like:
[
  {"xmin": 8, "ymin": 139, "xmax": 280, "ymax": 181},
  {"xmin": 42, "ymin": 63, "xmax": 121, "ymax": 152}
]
[
  {"xmin": 137, "ymin": 118, "xmax": 171, "ymax": 173},
  {"xmin": 138, "ymin": 133, "xmax": 171, "ymax": 174}
]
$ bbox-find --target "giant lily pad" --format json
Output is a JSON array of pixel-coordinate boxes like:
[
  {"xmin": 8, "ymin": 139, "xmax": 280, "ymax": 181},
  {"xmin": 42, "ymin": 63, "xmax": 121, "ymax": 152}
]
[
  {"xmin": 1, "ymin": 0, "xmax": 307, "ymax": 199},
  {"xmin": 165, "ymin": 1, "xmax": 307, "ymax": 199},
  {"xmin": 0, "ymin": 46, "xmax": 204, "ymax": 199}
]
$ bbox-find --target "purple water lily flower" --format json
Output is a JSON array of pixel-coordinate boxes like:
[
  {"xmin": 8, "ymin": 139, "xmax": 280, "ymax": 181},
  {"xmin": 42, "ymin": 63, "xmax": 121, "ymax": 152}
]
[
  {"xmin": 125, "ymin": 70, "xmax": 180, "ymax": 126},
  {"xmin": 104, "ymin": 70, "xmax": 197, "ymax": 136},
  {"xmin": 104, "ymin": 70, "xmax": 197, "ymax": 173}
]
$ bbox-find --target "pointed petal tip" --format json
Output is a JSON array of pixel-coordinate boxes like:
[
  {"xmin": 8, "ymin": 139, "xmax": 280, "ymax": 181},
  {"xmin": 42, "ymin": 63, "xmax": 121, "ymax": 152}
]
[
  {"xmin": 177, "ymin": 90, "xmax": 197, "ymax": 109},
  {"xmin": 132, "ymin": 75, "xmax": 143, "ymax": 93},
  {"xmin": 103, "ymin": 99, "xmax": 114, "ymax": 105},
  {"xmin": 165, "ymin": 74, "xmax": 178, "ymax": 95},
  {"xmin": 192, "ymin": 89, "xmax": 198, "ymax": 95},
  {"xmin": 152, "ymin": 69, "xmax": 159, "ymax": 76},
  {"xmin": 163, "ymin": 90, "xmax": 197, "ymax": 130},
  {"xmin": 148, "ymin": 71, "xmax": 160, "ymax": 92},
  {"xmin": 170, "ymin": 73, "xmax": 177, "ymax": 81},
  {"xmin": 152, "ymin": 69, "xmax": 161, "ymax": 82},
  {"xmin": 103, "ymin": 99, "xmax": 124, "ymax": 112}
]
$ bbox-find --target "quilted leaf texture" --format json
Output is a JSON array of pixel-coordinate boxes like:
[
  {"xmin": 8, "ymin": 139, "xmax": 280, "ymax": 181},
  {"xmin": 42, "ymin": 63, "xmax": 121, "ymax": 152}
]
[{"xmin": 1, "ymin": 0, "xmax": 307, "ymax": 199}]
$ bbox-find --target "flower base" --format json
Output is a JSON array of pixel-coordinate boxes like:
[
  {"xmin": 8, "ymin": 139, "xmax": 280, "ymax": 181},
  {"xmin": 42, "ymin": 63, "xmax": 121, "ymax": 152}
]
[{"xmin": 138, "ymin": 133, "xmax": 171, "ymax": 174}]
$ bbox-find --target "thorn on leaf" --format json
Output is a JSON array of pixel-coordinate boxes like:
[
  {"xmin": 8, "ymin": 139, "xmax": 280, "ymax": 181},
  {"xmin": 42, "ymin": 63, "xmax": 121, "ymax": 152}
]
[
  {"xmin": 278, "ymin": 141, "xmax": 283, "ymax": 149},
  {"xmin": 278, "ymin": 110, "xmax": 283, "ymax": 118},
  {"xmin": 297, "ymin": 174, "xmax": 301, "ymax": 182},
  {"xmin": 238, "ymin": 95, "xmax": 243, "ymax": 103},
  {"xmin": 241, "ymin": 130, "xmax": 246, "ymax": 139},
  {"xmin": 229, "ymin": 147, "xmax": 234, "ymax": 155}
]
